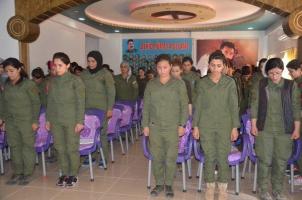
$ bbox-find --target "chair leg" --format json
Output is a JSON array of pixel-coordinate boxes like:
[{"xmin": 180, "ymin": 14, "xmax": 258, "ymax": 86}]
[
  {"xmin": 35, "ymin": 154, "xmax": 39, "ymax": 165},
  {"xmin": 182, "ymin": 162, "xmax": 187, "ymax": 192},
  {"xmin": 135, "ymin": 124, "xmax": 139, "ymax": 141},
  {"xmin": 47, "ymin": 147, "xmax": 51, "ymax": 158},
  {"xmin": 119, "ymin": 136, "xmax": 125, "ymax": 155},
  {"xmin": 41, "ymin": 151, "xmax": 46, "ymax": 176},
  {"xmin": 196, "ymin": 163, "xmax": 200, "ymax": 178},
  {"xmin": 0, "ymin": 149, "xmax": 4, "ymax": 175},
  {"xmin": 147, "ymin": 160, "xmax": 152, "ymax": 189},
  {"xmin": 253, "ymin": 162, "xmax": 257, "ymax": 194},
  {"xmin": 198, "ymin": 162, "xmax": 203, "ymax": 192},
  {"xmin": 3, "ymin": 148, "xmax": 8, "ymax": 161},
  {"xmin": 8, "ymin": 147, "xmax": 11, "ymax": 160},
  {"xmin": 100, "ymin": 147, "xmax": 107, "ymax": 170},
  {"xmin": 125, "ymin": 132, "xmax": 129, "ymax": 152},
  {"xmin": 248, "ymin": 159, "xmax": 252, "ymax": 173},
  {"xmin": 241, "ymin": 157, "xmax": 248, "ymax": 179},
  {"xmin": 187, "ymin": 159, "xmax": 192, "ymax": 179},
  {"xmin": 110, "ymin": 140, "xmax": 114, "ymax": 163},
  {"xmin": 235, "ymin": 164, "xmax": 240, "ymax": 195},
  {"xmin": 88, "ymin": 153, "xmax": 94, "ymax": 181},
  {"xmin": 130, "ymin": 129, "xmax": 134, "ymax": 144},
  {"xmin": 231, "ymin": 166, "xmax": 235, "ymax": 180},
  {"xmin": 291, "ymin": 164, "xmax": 294, "ymax": 193}
]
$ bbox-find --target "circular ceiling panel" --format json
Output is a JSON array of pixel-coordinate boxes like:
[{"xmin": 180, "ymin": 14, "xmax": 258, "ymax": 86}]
[{"xmin": 85, "ymin": 0, "xmax": 265, "ymax": 31}]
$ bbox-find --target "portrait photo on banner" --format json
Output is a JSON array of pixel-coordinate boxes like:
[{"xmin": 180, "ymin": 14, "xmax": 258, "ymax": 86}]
[{"xmin": 196, "ymin": 39, "xmax": 258, "ymax": 77}]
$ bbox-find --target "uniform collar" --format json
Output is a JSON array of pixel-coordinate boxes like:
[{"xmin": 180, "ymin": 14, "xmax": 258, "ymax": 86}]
[
  {"xmin": 154, "ymin": 76, "xmax": 175, "ymax": 86},
  {"xmin": 268, "ymin": 78, "xmax": 284, "ymax": 89},
  {"xmin": 206, "ymin": 74, "xmax": 227, "ymax": 85}
]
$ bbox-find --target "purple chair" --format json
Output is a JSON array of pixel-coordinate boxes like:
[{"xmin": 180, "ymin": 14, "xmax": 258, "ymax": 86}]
[
  {"xmin": 228, "ymin": 133, "xmax": 249, "ymax": 195},
  {"xmin": 288, "ymin": 139, "xmax": 302, "ymax": 193},
  {"xmin": 193, "ymin": 139, "xmax": 205, "ymax": 192},
  {"xmin": 131, "ymin": 101, "xmax": 141, "ymax": 140},
  {"xmin": 79, "ymin": 109, "xmax": 105, "ymax": 181},
  {"xmin": 34, "ymin": 110, "xmax": 52, "ymax": 176},
  {"xmin": 142, "ymin": 118, "xmax": 193, "ymax": 192},
  {"xmin": 115, "ymin": 103, "xmax": 133, "ymax": 151},
  {"xmin": 0, "ymin": 129, "xmax": 6, "ymax": 175},
  {"xmin": 107, "ymin": 107, "xmax": 125, "ymax": 163}
]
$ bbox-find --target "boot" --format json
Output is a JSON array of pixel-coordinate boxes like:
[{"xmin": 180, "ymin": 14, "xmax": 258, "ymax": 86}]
[
  {"xmin": 217, "ymin": 182, "xmax": 228, "ymax": 200},
  {"xmin": 205, "ymin": 183, "xmax": 215, "ymax": 200}
]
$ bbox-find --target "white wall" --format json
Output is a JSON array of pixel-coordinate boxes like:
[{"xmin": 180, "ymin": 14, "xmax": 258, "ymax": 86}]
[
  {"xmin": 85, "ymin": 34, "xmax": 100, "ymax": 57},
  {"xmin": 0, "ymin": 0, "xmax": 19, "ymax": 60}
]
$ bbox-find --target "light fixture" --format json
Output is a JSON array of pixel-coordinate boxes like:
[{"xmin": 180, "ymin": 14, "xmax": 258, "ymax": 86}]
[
  {"xmin": 114, "ymin": 30, "xmax": 120, "ymax": 33},
  {"xmin": 78, "ymin": 17, "xmax": 85, "ymax": 21},
  {"xmin": 248, "ymin": 27, "xmax": 254, "ymax": 30}
]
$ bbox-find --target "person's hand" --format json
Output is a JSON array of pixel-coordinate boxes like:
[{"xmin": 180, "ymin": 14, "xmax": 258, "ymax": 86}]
[
  {"xmin": 106, "ymin": 110, "xmax": 113, "ymax": 119},
  {"xmin": 251, "ymin": 124, "xmax": 258, "ymax": 136},
  {"xmin": 178, "ymin": 126, "xmax": 185, "ymax": 137},
  {"xmin": 231, "ymin": 128, "xmax": 238, "ymax": 141},
  {"xmin": 143, "ymin": 127, "xmax": 150, "ymax": 136},
  {"xmin": 291, "ymin": 129, "xmax": 300, "ymax": 140},
  {"xmin": 75, "ymin": 123, "xmax": 84, "ymax": 133},
  {"xmin": 32, "ymin": 123, "xmax": 39, "ymax": 132},
  {"xmin": 193, "ymin": 127, "xmax": 200, "ymax": 140},
  {"xmin": 46, "ymin": 121, "xmax": 51, "ymax": 131}
]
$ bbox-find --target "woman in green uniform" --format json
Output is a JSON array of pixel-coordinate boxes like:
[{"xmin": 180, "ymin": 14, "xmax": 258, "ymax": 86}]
[
  {"xmin": 80, "ymin": 51, "xmax": 115, "ymax": 167},
  {"xmin": 143, "ymin": 54, "xmax": 188, "ymax": 198},
  {"xmin": 251, "ymin": 58, "xmax": 300, "ymax": 200},
  {"xmin": 46, "ymin": 52, "xmax": 85, "ymax": 187},
  {"xmin": 0, "ymin": 58, "xmax": 40, "ymax": 185},
  {"xmin": 31, "ymin": 67, "xmax": 47, "ymax": 109},
  {"xmin": 193, "ymin": 50, "xmax": 239, "ymax": 200}
]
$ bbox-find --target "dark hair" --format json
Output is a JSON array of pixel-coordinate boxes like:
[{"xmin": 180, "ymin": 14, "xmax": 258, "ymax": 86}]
[
  {"xmin": 208, "ymin": 50, "xmax": 227, "ymax": 65},
  {"xmin": 259, "ymin": 58, "xmax": 267, "ymax": 66},
  {"xmin": 265, "ymin": 58, "xmax": 284, "ymax": 75},
  {"xmin": 220, "ymin": 41, "xmax": 235, "ymax": 50},
  {"xmin": 182, "ymin": 56, "xmax": 193, "ymax": 65},
  {"xmin": 102, "ymin": 64, "xmax": 110, "ymax": 70},
  {"xmin": 53, "ymin": 52, "xmax": 70, "ymax": 65},
  {"xmin": 74, "ymin": 65, "xmax": 83, "ymax": 72},
  {"xmin": 2, "ymin": 57, "xmax": 28, "ymax": 83},
  {"xmin": 31, "ymin": 67, "xmax": 45, "ymax": 79},
  {"xmin": 87, "ymin": 51, "xmax": 103, "ymax": 69},
  {"xmin": 286, "ymin": 59, "xmax": 302, "ymax": 70},
  {"xmin": 127, "ymin": 39, "xmax": 134, "ymax": 44},
  {"xmin": 171, "ymin": 60, "xmax": 182, "ymax": 68},
  {"xmin": 138, "ymin": 67, "xmax": 145, "ymax": 72},
  {"xmin": 155, "ymin": 54, "xmax": 171, "ymax": 65},
  {"xmin": 241, "ymin": 65, "xmax": 251, "ymax": 76}
]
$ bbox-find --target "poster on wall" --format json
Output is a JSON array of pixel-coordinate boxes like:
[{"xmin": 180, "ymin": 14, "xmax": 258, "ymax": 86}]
[
  {"xmin": 122, "ymin": 38, "xmax": 192, "ymax": 75},
  {"xmin": 196, "ymin": 39, "xmax": 258, "ymax": 77}
]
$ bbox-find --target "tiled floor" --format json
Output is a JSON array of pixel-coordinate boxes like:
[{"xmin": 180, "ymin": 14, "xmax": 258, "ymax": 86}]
[{"xmin": 1, "ymin": 138, "xmax": 302, "ymax": 200}]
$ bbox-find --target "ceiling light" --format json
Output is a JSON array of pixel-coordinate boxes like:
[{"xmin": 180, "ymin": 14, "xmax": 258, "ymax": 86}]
[
  {"xmin": 248, "ymin": 27, "xmax": 254, "ymax": 30},
  {"xmin": 78, "ymin": 17, "xmax": 85, "ymax": 21},
  {"xmin": 114, "ymin": 30, "xmax": 120, "ymax": 33}
]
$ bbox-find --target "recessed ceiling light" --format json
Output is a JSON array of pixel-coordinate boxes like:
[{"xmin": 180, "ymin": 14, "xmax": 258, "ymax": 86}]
[
  {"xmin": 78, "ymin": 17, "xmax": 85, "ymax": 21},
  {"xmin": 114, "ymin": 30, "xmax": 120, "ymax": 33},
  {"xmin": 248, "ymin": 27, "xmax": 254, "ymax": 30}
]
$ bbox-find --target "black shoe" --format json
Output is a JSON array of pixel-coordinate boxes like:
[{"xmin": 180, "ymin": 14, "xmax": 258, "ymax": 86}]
[
  {"xmin": 98, "ymin": 159, "xmax": 107, "ymax": 169},
  {"xmin": 165, "ymin": 185, "xmax": 174, "ymax": 198},
  {"xmin": 6, "ymin": 174, "xmax": 22, "ymax": 185},
  {"xmin": 18, "ymin": 175, "xmax": 31, "ymax": 185},
  {"xmin": 65, "ymin": 176, "xmax": 78, "ymax": 188},
  {"xmin": 150, "ymin": 185, "xmax": 164, "ymax": 197},
  {"xmin": 56, "ymin": 175, "xmax": 67, "ymax": 187}
]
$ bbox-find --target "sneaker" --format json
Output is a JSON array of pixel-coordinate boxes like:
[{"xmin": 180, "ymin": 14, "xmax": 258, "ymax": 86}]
[
  {"xmin": 98, "ymin": 159, "xmax": 107, "ymax": 169},
  {"xmin": 259, "ymin": 192, "xmax": 273, "ymax": 200},
  {"xmin": 6, "ymin": 174, "xmax": 22, "ymax": 185},
  {"xmin": 272, "ymin": 192, "xmax": 287, "ymax": 200},
  {"xmin": 165, "ymin": 185, "xmax": 174, "ymax": 198},
  {"xmin": 65, "ymin": 176, "xmax": 78, "ymax": 188},
  {"xmin": 18, "ymin": 175, "xmax": 31, "ymax": 185},
  {"xmin": 56, "ymin": 175, "xmax": 67, "ymax": 187},
  {"xmin": 82, "ymin": 157, "xmax": 96, "ymax": 166},
  {"xmin": 150, "ymin": 185, "xmax": 164, "ymax": 197}
]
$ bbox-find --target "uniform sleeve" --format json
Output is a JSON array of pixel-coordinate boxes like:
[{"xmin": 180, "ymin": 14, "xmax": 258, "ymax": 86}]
[
  {"xmin": 27, "ymin": 81, "xmax": 41, "ymax": 124},
  {"xmin": 193, "ymin": 93, "xmax": 201, "ymax": 127},
  {"xmin": 250, "ymin": 79, "xmax": 259, "ymax": 119},
  {"xmin": 291, "ymin": 82, "xmax": 301, "ymax": 121},
  {"xmin": 74, "ymin": 78, "xmax": 86, "ymax": 124},
  {"xmin": 192, "ymin": 78, "xmax": 200, "ymax": 105},
  {"xmin": 229, "ymin": 80, "xmax": 240, "ymax": 128},
  {"xmin": 132, "ymin": 77, "xmax": 139, "ymax": 100},
  {"xmin": 142, "ymin": 82, "xmax": 151, "ymax": 128},
  {"xmin": 104, "ymin": 71, "xmax": 116, "ymax": 111},
  {"xmin": 178, "ymin": 81, "xmax": 189, "ymax": 126}
]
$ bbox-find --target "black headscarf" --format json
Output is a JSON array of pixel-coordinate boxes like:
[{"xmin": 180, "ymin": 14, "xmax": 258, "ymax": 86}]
[{"xmin": 87, "ymin": 51, "xmax": 103, "ymax": 74}]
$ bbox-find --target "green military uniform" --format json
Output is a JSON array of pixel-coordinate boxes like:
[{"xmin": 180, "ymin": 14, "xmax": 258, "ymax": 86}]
[
  {"xmin": 80, "ymin": 68, "xmax": 115, "ymax": 161},
  {"xmin": 142, "ymin": 77, "xmax": 188, "ymax": 186},
  {"xmin": 36, "ymin": 79, "xmax": 48, "ymax": 108},
  {"xmin": 1, "ymin": 79, "xmax": 40, "ymax": 176},
  {"xmin": 46, "ymin": 72, "xmax": 85, "ymax": 176},
  {"xmin": 114, "ymin": 74, "xmax": 138, "ymax": 102},
  {"xmin": 193, "ymin": 75, "xmax": 239, "ymax": 183},
  {"xmin": 182, "ymin": 71, "xmax": 200, "ymax": 104},
  {"xmin": 251, "ymin": 78, "xmax": 300, "ymax": 194},
  {"xmin": 239, "ymin": 77, "xmax": 253, "ymax": 115}
]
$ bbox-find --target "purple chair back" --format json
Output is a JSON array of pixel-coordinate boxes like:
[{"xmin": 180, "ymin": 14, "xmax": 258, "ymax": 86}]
[
  {"xmin": 0, "ymin": 129, "xmax": 5, "ymax": 149},
  {"xmin": 142, "ymin": 135, "xmax": 152, "ymax": 160},
  {"xmin": 116, "ymin": 104, "xmax": 132, "ymax": 127},
  {"xmin": 228, "ymin": 133, "xmax": 249, "ymax": 165},
  {"xmin": 35, "ymin": 111, "xmax": 51, "ymax": 151},
  {"xmin": 193, "ymin": 139, "xmax": 205, "ymax": 163},
  {"xmin": 288, "ymin": 139, "xmax": 302, "ymax": 164},
  {"xmin": 107, "ymin": 108, "xmax": 122, "ymax": 135},
  {"xmin": 79, "ymin": 114, "xmax": 100, "ymax": 150},
  {"xmin": 178, "ymin": 119, "xmax": 192, "ymax": 154},
  {"xmin": 132, "ymin": 101, "xmax": 139, "ymax": 121}
]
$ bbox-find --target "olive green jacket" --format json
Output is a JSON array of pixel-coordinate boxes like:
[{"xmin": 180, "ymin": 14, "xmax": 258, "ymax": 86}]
[
  {"xmin": 46, "ymin": 72, "xmax": 85, "ymax": 125},
  {"xmin": 142, "ymin": 77, "xmax": 188, "ymax": 130},
  {"xmin": 182, "ymin": 71, "xmax": 200, "ymax": 104},
  {"xmin": 114, "ymin": 74, "xmax": 138, "ymax": 101},
  {"xmin": 80, "ymin": 68, "xmax": 115, "ymax": 111},
  {"xmin": 193, "ymin": 75, "xmax": 240, "ymax": 130}
]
